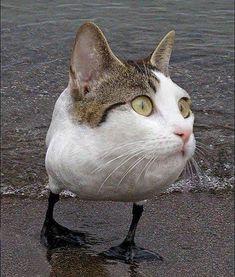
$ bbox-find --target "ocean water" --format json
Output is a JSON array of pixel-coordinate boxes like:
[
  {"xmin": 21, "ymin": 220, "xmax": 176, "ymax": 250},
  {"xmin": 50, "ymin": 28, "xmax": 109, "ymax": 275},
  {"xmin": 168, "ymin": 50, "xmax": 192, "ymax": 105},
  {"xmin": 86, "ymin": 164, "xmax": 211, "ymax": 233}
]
[{"xmin": 1, "ymin": 0, "xmax": 234, "ymax": 197}]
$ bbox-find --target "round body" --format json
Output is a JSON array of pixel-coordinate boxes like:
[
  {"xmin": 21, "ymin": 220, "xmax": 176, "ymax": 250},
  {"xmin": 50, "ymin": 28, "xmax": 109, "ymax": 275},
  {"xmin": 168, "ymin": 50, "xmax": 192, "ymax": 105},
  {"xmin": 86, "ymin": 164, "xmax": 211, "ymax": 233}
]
[{"xmin": 45, "ymin": 72, "xmax": 196, "ymax": 202}]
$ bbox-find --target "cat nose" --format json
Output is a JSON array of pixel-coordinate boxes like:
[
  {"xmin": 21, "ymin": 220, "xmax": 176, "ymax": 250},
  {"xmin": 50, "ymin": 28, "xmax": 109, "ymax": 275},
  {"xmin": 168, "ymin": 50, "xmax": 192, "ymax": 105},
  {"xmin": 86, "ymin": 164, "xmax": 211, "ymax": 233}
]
[{"xmin": 174, "ymin": 130, "xmax": 191, "ymax": 143}]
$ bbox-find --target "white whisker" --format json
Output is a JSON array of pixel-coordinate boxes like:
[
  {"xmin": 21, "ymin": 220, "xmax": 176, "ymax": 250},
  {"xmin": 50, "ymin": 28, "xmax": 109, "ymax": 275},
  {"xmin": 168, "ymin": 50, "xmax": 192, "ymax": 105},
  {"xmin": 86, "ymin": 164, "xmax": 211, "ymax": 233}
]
[
  {"xmin": 187, "ymin": 159, "xmax": 194, "ymax": 180},
  {"xmin": 196, "ymin": 142, "xmax": 210, "ymax": 153},
  {"xmin": 137, "ymin": 154, "xmax": 158, "ymax": 184},
  {"xmin": 98, "ymin": 140, "xmax": 147, "ymax": 159},
  {"xmin": 136, "ymin": 154, "xmax": 154, "ymax": 184},
  {"xmin": 92, "ymin": 146, "xmax": 144, "ymax": 174},
  {"xmin": 144, "ymin": 155, "xmax": 158, "ymax": 178},
  {"xmin": 195, "ymin": 147, "xmax": 206, "ymax": 156},
  {"xmin": 190, "ymin": 157, "xmax": 203, "ymax": 186},
  {"xmin": 186, "ymin": 162, "xmax": 191, "ymax": 179},
  {"xmin": 98, "ymin": 149, "xmax": 146, "ymax": 193},
  {"xmin": 185, "ymin": 162, "xmax": 190, "ymax": 179},
  {"xmin": 116, "ymin": 155, "xmax": 146, "ymax": 187}
]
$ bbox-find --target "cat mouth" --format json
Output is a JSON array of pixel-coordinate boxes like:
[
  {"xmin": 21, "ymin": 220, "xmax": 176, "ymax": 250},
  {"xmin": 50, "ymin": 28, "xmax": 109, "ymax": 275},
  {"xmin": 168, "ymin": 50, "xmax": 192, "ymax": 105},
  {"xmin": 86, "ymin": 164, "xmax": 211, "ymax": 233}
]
[
  {"xmin": 181, "ymin": 149, "xmax": 185, "ymax": 156},
  {"xmin": 171, "ymin": 146, "xmax": 187, "ymax": 158},
  {"xmin": 179, "ymin": 145, "xmax": 194, "ymax": 159},
  {"xmin": 158, "ymin": 148, "xmax": 186, "ymax": 160}
]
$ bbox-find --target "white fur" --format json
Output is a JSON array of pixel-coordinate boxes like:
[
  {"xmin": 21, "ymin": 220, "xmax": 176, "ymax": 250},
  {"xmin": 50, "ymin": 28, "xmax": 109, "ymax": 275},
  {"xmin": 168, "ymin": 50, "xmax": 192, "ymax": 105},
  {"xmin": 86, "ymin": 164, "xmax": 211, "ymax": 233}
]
[{"xmin": 45, "ymin": 71, "xmax": 195, "ymax": 202}]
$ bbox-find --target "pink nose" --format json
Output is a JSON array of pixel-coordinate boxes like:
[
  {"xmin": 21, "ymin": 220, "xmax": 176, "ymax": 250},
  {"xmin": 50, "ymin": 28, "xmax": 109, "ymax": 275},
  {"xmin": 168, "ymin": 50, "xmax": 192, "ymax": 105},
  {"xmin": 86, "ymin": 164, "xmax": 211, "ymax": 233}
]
[{"xmin": 175, "ymin": 130, "xmax": 191, "ymax": 143}]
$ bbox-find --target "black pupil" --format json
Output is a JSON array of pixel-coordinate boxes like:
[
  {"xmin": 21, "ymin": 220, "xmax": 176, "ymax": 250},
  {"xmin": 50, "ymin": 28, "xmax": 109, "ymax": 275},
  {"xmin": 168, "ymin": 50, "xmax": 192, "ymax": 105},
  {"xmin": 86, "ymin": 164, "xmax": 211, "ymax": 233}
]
[{"xmin": 141, "ymin": 101, "xmax": 144, "ymax": 110}]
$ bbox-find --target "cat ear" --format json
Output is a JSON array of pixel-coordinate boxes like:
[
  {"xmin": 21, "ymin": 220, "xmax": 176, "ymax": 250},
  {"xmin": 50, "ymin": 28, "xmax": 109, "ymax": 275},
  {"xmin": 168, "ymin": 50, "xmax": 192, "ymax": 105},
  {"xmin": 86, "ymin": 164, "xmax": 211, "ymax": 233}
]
[
  {"xmin": 149, "ymin": 30, "xmax": 175, "ymax": 76},
  {"xmin": 69, "ymin": 22, "xmax": 124, "ymax": 97}
]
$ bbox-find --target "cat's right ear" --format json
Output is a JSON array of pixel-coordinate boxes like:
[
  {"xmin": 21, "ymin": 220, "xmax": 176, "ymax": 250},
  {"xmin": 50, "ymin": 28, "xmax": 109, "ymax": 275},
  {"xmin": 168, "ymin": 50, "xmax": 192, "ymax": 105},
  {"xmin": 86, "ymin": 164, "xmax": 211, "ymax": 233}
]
[{"xmin": 69, "ymin": 22, "xmax": 124, "ymax": 98}]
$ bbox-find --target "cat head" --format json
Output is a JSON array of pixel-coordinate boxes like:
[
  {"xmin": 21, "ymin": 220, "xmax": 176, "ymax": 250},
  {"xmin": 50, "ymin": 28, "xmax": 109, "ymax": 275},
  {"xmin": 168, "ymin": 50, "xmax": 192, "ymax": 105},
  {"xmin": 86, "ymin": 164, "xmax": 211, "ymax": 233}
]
[{"xmin": 68, "ymin": 22, "xmax": 195, "ymax": 165}]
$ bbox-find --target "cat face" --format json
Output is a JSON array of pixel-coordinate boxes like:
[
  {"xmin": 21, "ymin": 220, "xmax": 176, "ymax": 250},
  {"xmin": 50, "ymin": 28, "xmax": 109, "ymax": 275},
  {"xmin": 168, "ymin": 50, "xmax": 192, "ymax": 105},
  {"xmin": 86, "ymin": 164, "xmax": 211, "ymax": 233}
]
[
  {"xmin": 68, "ymin": 22, "xmax": 195, "ymax": 164},
  {"xmin": 46, "ymin": 23, "xmax": 195, "ymax": 199},
  {"xmin": 89, "ymin": 71, "xmax": 195, "ymax": 199},
  {"xmin": 94, "ymin": 71, "xmax": 195, "ymax": 165}
]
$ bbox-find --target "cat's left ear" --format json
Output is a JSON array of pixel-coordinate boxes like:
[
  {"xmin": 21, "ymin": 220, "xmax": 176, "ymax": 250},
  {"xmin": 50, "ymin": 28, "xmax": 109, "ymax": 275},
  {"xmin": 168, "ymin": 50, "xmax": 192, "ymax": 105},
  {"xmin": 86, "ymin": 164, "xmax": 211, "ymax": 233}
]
[
  {"xmin": 148, "ymin": 30, "xmax": 175, "ymax": 76},
  {"xmin": 69, "ymin": 22, "xmax": 124, "ymax": 98}
]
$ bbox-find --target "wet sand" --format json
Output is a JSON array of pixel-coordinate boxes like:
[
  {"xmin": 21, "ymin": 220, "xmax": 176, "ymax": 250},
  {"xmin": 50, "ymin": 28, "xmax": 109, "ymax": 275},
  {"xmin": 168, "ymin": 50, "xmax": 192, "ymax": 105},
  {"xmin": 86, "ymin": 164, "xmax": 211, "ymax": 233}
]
[{"xmin": 1, "ymin": 192, "xmax": 234, "ymax": 277}]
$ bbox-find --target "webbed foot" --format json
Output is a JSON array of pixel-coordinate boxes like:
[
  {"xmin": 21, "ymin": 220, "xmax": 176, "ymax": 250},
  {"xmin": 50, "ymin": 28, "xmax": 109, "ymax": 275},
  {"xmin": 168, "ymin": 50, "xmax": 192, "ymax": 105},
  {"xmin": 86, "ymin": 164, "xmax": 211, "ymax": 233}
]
[
  {"xmin": 101, "ymin": 242, "xmax": 163, "ymax": 263},
  {"xmin": 40, "ymin": 219, "xmax": 85, "ymax": 249}
]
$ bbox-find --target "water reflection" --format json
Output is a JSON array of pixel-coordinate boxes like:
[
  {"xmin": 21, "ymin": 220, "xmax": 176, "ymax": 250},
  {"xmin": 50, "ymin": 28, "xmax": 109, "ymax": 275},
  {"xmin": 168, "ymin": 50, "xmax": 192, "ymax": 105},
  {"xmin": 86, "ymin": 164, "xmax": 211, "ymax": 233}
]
[
  {"xmin": 47, "ymin": 247, "xmax": 109, "ymax": 277},
  {"xmin": 47, "ymin": 246, "xmax": 143, "ymax": 277}
]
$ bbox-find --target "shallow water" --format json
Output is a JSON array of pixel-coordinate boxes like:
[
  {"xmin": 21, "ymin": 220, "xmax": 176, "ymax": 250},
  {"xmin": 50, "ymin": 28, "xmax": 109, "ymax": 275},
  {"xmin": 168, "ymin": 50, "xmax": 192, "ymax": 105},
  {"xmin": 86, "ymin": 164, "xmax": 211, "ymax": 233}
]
[{"xmin": 1, "ymin": 0, "xmax": 234, "ymax": 196}]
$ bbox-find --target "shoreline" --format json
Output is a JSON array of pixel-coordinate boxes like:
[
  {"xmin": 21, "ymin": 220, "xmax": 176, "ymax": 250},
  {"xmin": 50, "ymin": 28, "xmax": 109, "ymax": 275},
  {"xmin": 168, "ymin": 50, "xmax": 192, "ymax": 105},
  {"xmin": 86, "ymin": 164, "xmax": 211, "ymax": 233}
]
[{"xmin": 1, "ymin": 191, "xmax": 234, "ymax": 276}]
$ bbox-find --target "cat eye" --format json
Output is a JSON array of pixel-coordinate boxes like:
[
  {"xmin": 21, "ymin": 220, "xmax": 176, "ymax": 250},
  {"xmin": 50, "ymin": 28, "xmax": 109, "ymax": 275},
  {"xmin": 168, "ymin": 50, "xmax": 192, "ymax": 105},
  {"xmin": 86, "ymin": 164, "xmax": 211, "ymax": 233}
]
[
  {"xmin": 178, "ymin": 98, "xmax": 192, "ymax": 118},
  {"xmin": 131, "ymin": 96, "xmax": 153, "ymax": 116}
]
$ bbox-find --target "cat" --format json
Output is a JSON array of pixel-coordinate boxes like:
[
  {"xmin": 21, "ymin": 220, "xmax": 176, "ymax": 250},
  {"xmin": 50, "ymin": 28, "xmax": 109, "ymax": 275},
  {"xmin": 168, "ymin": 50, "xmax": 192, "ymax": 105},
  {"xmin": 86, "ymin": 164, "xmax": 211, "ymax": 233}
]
[{"xmin": 41, "ymin": 22, "xmax": 196, "ymax": 263}]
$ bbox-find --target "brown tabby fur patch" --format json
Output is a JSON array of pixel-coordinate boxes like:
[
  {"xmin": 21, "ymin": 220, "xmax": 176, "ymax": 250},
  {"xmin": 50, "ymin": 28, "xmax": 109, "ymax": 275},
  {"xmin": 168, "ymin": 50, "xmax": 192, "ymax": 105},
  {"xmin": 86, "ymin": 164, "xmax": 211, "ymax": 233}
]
[{"xmin": 70, "ymin": 64, "xmax": 158, "ymax": 127}]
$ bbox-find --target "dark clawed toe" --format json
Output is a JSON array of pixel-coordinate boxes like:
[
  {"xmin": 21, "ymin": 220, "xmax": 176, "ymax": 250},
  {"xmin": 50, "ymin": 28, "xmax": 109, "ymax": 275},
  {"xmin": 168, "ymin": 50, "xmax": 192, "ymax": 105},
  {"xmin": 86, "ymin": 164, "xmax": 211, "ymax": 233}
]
[
  {"xmin": 101, "ymin": 243, "xmax": 163, "ymax": 263},
  {"xmin": 40, "ymin": 219, "xmax": 86, "ymax": 249}
]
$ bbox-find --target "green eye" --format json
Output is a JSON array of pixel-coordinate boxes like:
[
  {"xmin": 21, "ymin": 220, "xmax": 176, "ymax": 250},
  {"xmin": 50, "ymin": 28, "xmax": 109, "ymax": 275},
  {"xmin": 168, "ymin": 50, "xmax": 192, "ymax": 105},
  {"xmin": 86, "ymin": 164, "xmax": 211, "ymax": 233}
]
[
  {"xmin": 178, "ymin": 98, "xmax": 192, "ymax": 118},
  {"xmin": 131, "ymin": 96, "xmax": 153, "ymax": 116}
]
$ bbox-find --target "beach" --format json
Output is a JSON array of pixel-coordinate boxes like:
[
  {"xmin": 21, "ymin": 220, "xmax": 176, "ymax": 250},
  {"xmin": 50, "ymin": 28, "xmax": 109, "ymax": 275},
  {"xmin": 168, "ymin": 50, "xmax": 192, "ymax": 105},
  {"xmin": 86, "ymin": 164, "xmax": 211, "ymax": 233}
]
[{"xmin": 1, "ymin": 192, "xmax": 234, "ymax": 276}]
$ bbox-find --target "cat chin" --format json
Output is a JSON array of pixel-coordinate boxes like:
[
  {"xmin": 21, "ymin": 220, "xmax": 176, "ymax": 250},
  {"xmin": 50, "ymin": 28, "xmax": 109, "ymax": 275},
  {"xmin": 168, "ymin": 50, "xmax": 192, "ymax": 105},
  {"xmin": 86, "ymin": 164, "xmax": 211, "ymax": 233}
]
[
  {"xmin": 178, "ymin": 148, "xmax": 193, "ymax": 161},
  {"xmin": 157, "ymin": 145, "xmax": 194, "ymax": 163},
  {"xmin": 182, "ymin": 140, "xmax": 196, "ymax": 160}
]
